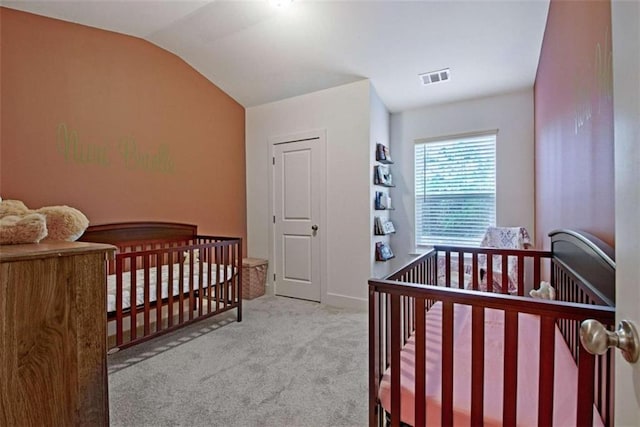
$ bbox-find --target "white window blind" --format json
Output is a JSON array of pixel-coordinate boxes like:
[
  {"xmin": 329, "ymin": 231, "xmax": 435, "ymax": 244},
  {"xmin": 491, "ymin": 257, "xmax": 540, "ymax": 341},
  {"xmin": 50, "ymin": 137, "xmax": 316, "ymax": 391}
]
[{"xmin": 415, "ymin": 133, "xmax": 496, "ymax": 247}]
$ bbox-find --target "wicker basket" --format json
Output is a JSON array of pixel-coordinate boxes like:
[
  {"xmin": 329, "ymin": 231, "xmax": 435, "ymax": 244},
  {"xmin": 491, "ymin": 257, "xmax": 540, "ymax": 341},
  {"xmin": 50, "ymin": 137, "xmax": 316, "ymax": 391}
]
[{"xmin": 242, "ymin": 258, "xmax": 268, "ymax": 300}]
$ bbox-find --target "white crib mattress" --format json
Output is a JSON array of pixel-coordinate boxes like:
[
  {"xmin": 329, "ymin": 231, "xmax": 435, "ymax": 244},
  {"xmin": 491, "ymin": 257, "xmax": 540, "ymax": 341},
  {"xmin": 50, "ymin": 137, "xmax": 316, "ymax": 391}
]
[{"xmin": 106, "ymin": 263, "xmax": 235, "ymax": 313}]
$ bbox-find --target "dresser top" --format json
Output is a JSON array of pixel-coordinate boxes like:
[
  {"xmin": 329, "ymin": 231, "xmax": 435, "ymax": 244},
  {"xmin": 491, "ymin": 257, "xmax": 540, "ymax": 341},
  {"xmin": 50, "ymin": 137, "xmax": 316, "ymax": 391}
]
[{"xmin": 0, "ymin": 241, "xmax": 115, "ymax": 262}]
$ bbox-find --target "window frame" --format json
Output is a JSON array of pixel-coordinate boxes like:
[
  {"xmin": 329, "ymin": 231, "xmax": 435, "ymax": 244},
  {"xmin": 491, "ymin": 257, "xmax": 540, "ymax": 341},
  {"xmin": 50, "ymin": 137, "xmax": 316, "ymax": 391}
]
[{"xmin": 414, "ymin": 130, "xmax": 497, "ymax": 249}]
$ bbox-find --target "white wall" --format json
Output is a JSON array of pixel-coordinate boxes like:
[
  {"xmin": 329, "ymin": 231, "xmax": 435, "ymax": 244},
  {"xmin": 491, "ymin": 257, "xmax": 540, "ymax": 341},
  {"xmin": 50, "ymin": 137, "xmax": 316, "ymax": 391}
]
[
  {"xmin": 389, "ymin": 89, "xmax": 535, "ymax": 268},
  {"xmin": 246, "ymin": 80, "xmax": 374, "ymax": 309}
]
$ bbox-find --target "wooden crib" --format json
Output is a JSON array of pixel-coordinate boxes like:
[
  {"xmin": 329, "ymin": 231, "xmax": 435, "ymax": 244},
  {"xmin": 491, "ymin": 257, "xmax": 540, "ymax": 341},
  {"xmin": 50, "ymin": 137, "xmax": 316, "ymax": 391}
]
[
  {"xmin": 368, "ymin": 229, "xmax": 615, "ymax": 427},
  {"xmin": 80, "ymin": 222, "xmax": 242, "ymax": 351}
]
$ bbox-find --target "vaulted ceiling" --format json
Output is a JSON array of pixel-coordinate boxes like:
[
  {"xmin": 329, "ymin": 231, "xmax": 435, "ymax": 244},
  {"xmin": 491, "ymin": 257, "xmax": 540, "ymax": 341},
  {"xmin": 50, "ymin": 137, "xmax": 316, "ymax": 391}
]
[{"xmin": 1, "ymin": 1, "xmax": 550, "ymax": 112}]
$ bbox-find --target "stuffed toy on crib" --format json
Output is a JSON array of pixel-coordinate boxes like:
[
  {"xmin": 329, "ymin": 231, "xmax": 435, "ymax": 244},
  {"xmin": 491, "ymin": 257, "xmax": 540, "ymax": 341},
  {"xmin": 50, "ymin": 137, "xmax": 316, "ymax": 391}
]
[{"xmin": 529, "ymin": 281, "xmax": 556, "ymax": 300}]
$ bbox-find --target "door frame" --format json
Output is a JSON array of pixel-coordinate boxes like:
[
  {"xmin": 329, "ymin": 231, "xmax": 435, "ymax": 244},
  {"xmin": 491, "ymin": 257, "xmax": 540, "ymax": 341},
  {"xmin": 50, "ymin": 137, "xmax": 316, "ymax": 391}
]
[{"xmin": 268, "ymin": 129, "xmax": 327, "ymax": 303}]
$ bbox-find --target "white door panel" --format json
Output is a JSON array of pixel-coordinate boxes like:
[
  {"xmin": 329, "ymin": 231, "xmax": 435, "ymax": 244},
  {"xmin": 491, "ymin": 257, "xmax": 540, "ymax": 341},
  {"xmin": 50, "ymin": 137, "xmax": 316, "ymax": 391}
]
[
  {"xmin": 284, "ymin": 150, "xmax": 312, "ymax": 220},
  {"xmin": 273, "ymin": 135, "xmax": 324, "ymax": 302},
  {"xmin": 283, "ymin": 235, "xmax": 311, "ymax": 281},
  {"xmin": 612, "ymin": 1, "xmax": 640, "ymax": 424}
]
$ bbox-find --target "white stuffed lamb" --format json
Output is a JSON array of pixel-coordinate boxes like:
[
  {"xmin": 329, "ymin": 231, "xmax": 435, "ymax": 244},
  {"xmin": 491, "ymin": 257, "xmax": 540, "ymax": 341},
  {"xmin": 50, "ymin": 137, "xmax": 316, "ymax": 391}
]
[{"xmin": 529, "ymin": 281, "xmax": 556, "ymax": 300}]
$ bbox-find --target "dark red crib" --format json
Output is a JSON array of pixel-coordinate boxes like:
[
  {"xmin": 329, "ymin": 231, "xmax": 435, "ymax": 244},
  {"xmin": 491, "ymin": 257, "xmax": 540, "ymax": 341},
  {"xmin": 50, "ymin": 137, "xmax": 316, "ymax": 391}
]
[
  {"xmin": 80, "ymin": 221, "xmax": 242, "ymax": 351},
  {"xmin": 369, "ymin": 229, "xmax": 615, "ymax": 427}
]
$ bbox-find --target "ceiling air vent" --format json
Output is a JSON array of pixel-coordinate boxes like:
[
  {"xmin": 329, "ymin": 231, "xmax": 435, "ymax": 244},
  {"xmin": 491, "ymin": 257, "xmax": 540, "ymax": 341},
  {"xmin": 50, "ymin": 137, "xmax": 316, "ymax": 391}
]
[{"xmin": 419, "ymin": 68, "xmax": 451, "ymax": 86}]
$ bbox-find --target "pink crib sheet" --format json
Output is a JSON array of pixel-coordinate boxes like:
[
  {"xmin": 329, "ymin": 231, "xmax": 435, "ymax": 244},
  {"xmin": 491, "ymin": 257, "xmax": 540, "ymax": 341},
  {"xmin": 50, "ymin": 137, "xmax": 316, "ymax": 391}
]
[{"xmin": 378, "ymin": 302, "xmax": 604, "ymax": 427}]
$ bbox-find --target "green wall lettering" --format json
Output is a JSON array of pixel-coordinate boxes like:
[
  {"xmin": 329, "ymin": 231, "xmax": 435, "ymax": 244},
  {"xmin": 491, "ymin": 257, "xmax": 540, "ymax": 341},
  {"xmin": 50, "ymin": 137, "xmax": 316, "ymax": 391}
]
[
  {"xmin": 56, "ymin": 123, "xmax": 175, "ymax": 174},
  {"xmin": 118, "ymin": 137, "xmax": 175, "ymax": 175},
  {"xmin": 594, "ymin": 29, "xmax": 613, "ymax": 113},
  {"xmin": 57, "ymin": 123, "xmax": 110, "ymax": 166},
  {"xmin": 573, "ymin": 29, "xmax": 613, "ymax": 135}
]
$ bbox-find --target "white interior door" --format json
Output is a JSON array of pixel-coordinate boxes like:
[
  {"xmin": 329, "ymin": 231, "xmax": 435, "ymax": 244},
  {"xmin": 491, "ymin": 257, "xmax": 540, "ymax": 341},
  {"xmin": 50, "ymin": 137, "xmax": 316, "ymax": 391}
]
[
  {"xmin": 272, "ymin": 134, "xmax": 324, "ymax": 302},
  {"xmin": 612, "ymin": 1, "xmax": 640, "ymax": 424}
]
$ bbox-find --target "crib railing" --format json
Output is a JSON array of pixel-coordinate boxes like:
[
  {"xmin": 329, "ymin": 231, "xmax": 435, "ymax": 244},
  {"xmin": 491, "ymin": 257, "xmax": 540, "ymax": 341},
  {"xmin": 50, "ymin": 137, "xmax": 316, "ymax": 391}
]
[
  {"xmin": 423, "ymin": 245, "xmax": 551, "ymax": 295},
  {"xmin": 369, "ymin": 246, "xmax": 616, "ymax": 427},
  {"xmin": 108, "ymin": 236, "xmax": 242, "ymax": 350},
  {"xmin": 552, "ymin": 257, "xmax": 615, "ymax": 424},
  {"xmin": 384, "ymin": 247, "xmax": 551, "ymax": 339}
]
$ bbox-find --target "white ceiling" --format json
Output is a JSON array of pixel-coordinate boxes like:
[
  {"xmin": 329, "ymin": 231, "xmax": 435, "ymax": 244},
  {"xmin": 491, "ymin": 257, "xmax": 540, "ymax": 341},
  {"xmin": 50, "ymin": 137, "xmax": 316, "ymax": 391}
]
[{"xmin": 1, "ymin": 0, "xmax": 550, "ymax": 112}]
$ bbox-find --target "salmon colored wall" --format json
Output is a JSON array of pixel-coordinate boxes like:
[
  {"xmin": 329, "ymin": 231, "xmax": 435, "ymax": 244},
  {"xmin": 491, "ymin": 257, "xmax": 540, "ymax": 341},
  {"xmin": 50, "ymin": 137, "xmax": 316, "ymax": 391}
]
[
  {"xmin": 534, "ymin": 0, "xmax": 614, "ymax": 250},
  {"xmin": 0, "ymin": 8, "xmax": 247, "ymax": 251}
]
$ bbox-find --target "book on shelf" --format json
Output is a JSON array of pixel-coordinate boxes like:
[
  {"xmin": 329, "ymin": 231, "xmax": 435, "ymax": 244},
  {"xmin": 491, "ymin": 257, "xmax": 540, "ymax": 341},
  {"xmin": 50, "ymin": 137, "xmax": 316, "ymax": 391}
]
[
  {"xmin": 374, "ymin": 216, "xmax": 395, "ymax": 235},
  {"xmin": 375, "ymin": 241, "xmax": 395, "ymax": 261},
  {"xmin": 374, "ymin": 191, "xmax": 392, "ymax": 210},
  {"xmin": 374, "ymin": 165, "xmax": 393, "ymax": 186},
  {"xmin": 375, "ymin": 143, "xmax": 392, "ymax": 163}
]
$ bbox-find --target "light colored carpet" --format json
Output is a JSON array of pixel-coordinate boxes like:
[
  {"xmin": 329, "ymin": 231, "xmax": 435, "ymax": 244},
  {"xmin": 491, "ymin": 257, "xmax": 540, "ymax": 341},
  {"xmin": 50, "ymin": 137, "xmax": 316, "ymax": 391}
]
[{"xmin": 108, "ymin": 295, "xmax": 369, "ymax": 427}]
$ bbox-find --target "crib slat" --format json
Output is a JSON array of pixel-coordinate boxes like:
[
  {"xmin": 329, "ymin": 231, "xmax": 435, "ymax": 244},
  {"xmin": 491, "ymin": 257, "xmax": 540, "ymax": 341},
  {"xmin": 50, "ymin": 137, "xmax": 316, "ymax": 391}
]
[
  {"xmin": 223, "ymin": 245, "xmax": 229, "ymax": 309},
  {"xmin": 207, "ymin": 247, "xmax": 212, "ymax": 314},
  {"xmin": 231, "ymin": 242, "xmax": 238, "ymax": 306},
  {"xmin": 115, "ymin": 258, "xmax": 123, "ymax": 346},
  {"xmin": 198, "ymin": 249, "xmax": 204, "ymax": 317},
  {"xmin": 215, "ymin": 246, "xmax": 221, "ymax": 310},
  {"xmin": 188, "ymin": 249, "xmax": 195, "ymax": 321},
  {"xmin": 404, "ymin": 297, "xmax": 409, "ymax": 342},
  {"xmin": 445, "ymin": 251, "xmax": 451, "ymax": 287},
  {"xmin": 458, "ymin": 251, "xmax": 464, "ymax": 289},
  {"xmin": 415, "ymin": 298, "xmax": 426, "ymax": 427},
  {"xmin": 167, "ymin": 250, "xmax": 175, "ymax": 328},
  {"xmin": 534, "ymin": 255, "xmax": 541, "ymax": 291},
  {"xmin": 156, "ymin": 254, "xmax": 162, "ymax": 331},
  {"xmin": 517, "ymin": 255, "xmax": 524, "ymax": 296},
  {"xmin": 470, "ymin": 306, "xmax": 484, "ymax": 424},
  {"xmin": 501, "ymin": 254, "xmax": 509, "ymax": 293},
  {"xmin": 503, "ymin": 310, "xmax": 518, "ymax": 425},
  {"xmin": 130, "ymin": 256, "xmax": 137, "ymax": 342},
  {"xmin": 538, "ymin": 316, "xmax": 555, "ymax": 427},
  {"xmin": 143, "ymin": 255, "xmax": 151, "ymax": 336},
  {"xmin": 178, "ymin": 257, "xmax": 185, "ymax": 325},
  {"xmin": 386, "ymin": 294, "xmax": 391, "ymax": 372},
  {"xmin": 576, "ymin": 344, "xmax": 596, "ymax": 426},
  {"xmin": 472, "ymin": 253, "xmax": 479, "ymax": 290},
  {"xmin": 390, "ymin": 294, "xmax": 401, "ymax": 427},
  {"xmin": 486, "ymin": 253, "xmax": 493, "ymax": 292},
  {"xmin": 441, "ymin": 301, "xmax": 454, "ymax": 426}
]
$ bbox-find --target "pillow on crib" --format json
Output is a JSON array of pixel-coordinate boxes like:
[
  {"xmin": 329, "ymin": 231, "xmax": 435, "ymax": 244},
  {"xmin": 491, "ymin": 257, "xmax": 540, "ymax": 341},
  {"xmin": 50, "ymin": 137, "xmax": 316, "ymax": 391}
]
[{"xmin": 529, "ymin": 281, "xmax": 556, "ymax": 300}]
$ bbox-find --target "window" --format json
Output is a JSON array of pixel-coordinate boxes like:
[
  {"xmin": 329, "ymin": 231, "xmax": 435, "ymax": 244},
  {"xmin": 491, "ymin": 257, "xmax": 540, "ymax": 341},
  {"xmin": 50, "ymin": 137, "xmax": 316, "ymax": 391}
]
[{"xmin": 415, "ymin": 132, "xmax": 496, "ymax": 247}]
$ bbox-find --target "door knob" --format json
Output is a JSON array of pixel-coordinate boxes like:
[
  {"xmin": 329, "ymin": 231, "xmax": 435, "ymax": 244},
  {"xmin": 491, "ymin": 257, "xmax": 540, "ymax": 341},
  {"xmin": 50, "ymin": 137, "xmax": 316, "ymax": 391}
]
[
  {"xmin": 311, "ymin": 225, "xmax": 318, "ymax": 231},
  {"xmin": 580, "ymin": 319, "xmax": 639, "ymax": 363}
]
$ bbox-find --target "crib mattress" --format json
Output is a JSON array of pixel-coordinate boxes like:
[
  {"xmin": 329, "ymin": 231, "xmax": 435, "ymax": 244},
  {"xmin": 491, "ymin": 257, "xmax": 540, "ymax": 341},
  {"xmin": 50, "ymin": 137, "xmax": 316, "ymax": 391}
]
[
  {"xmin": 378, "ymin": 302, "xmax": 604, "ymax": 427},
  {"xmin": 106, "ymin": 263, "xmax": 235, "ymax": 313}
]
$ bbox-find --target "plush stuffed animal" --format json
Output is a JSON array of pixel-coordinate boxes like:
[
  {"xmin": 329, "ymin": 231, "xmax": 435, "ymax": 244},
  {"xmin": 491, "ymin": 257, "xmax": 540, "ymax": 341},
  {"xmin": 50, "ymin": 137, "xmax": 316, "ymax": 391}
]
[
  {"xmin": 0, "ymin": 214, "xmax": 48, "ymax": 244},
  {"xmin": 529, "ymin": 281, "xmax": 556, "ymax": 300},
  {"xmin": 0, "ymin": 197, "xmax": 89, "ymax": 245},
  {"xmin": 37, "ymin": 205, "xmax": 89, "ymax": 242},
  {"xmin": 0, "ymin": 199, "xmax": 29, "ymax": 217}
]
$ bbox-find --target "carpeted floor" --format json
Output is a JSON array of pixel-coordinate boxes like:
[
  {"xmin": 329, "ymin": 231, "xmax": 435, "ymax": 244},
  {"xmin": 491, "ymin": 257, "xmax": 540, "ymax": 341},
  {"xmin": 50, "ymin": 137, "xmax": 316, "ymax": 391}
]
[{"xmin": 108, "ymin": 295, "xmax": 369, "ymax": 427}]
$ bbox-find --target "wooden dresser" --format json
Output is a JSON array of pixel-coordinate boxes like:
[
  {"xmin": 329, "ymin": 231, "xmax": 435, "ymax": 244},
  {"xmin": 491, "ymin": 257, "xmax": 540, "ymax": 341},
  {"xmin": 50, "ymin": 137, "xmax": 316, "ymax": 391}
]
[{"xmin": 0, "ymin": 242, "xmax": 115, "ymax": 426}]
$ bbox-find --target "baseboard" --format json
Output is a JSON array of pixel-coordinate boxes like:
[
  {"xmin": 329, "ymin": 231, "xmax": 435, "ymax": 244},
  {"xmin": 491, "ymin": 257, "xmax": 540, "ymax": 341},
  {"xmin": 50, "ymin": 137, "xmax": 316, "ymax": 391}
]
[{"xmin": 323, "ymin": 292, "xmax": 367, "ymax": 311}]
